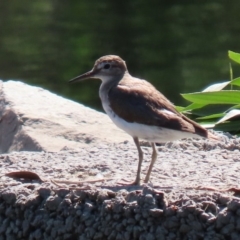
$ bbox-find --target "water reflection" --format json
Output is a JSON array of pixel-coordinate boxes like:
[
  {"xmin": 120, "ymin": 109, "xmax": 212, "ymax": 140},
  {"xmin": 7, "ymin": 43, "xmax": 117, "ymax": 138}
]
[{"xmin": 0, "ymin": 1, "xmax": 240, "ymax": 111}]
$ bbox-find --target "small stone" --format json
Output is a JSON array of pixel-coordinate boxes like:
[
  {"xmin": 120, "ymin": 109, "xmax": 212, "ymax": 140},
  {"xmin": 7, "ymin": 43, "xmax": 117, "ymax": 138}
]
[
  {"xmin": 127, "ymin": 218, "xmax": 136, "ymax": 225},
  {"xmin": 167, "ymin": 232, "xmax": 176, "ymax": 240},
  {"xmin": 126, "ymin": 191, "xmax": 138, "ymax": 202},
  {"xmin": 142, "ymin": 209, "xmax": 149, "ymax": 219},
  {"xmin": 50, "ymin": 228, "xmax": 57, "ymax": 239},
  {"xmin": 231, "ymin": 231, "xmax": 240, "ymax": 240},
  {"xmin": 144, "ymin": 194, "xmax": 155, "ymax": 205},
  {"xmin": 32, "ymin": 229, "xmax": 42, "ymax": 240},
  {"xmin": 56, "ymin": 188, "xmax": 70, "ymax": 198},
  {"xmin": 164, "ymin": 207, "xmax": 176, "ymax": 217},
  {"xmin": 200, "ymin": 212, "xmax": 210, "ymax": 221},
  {"xmin": 81, "ymin": 211, "xmax": 91, "ymax": 221},
  {"xmin": 139, "ymin": 219, "xmax": 147, "ymax": 227},
  {"xmin": 25, "ymin": 194, "xmax": 41, "ymax": 208},
  {"xmin": 123, "ymin": 231, "xmax": 131, "ymax": 240},
  {"xmin": 216, "ymin": 208, "xmax": 232, "ymax": 228},
  {"xmin": 133, "ymin": 226, "xmax": 141, "ymax": 239},
  {"xmin": 218, "ymin": 195, "xmax": 231, "ymax": 205},
  {"xmin": 220, "ymin": 223, "xmax": 235, "ymax": 235},
  {"xmin": 0, "ymin": 218, "xmax": 10, "ymax": 234},
  {"xmin": 65, "ymin": 216, "xmax": 74, "ymax": 231},
  {"xmin": 146, "ymin": 232, "xmax": 155, "ymax": 240},
  {"xmin": 116, "ymin": 233, "xmax": 124, "ymax": 240},
  {"xmin": 164, "ymin": 216, "xmax": 179, "ymax": 229},
  {"xmin": 76, "ymin": 209, "xmax": 82, "ymax": 216},
  {"xmin": 186, "ymin": 204, "xmax": 196, "ymax": 212},
  {"xmin": 188, "ymin": 213, "xmax": 194, "ymax": 221},
  {"xmin": 37, "ymin": 187, "xmax": 51, "ymax": 198},
  {"xmin": 53, "ymin": 219, "xmax": 64, "ymax": 228},
  {"xmin": 207, "ymin": 217, "xmax": 216, "ymax": 224},
  {"xmin": 63, "ymin": 233, "xmax": 72, "ymax": 240},
  {"xmin": 149, "ymin": 208, "xmax": 164, "ymax": 217},
  {"xmin": 45, "ymin": 196, "xmax": 62, "ymax": 211},
  {"xmin": 5, "ymin": 206, "xmax": 15, "ymax": 218},
  {"xmin": 179, "ymin": 224, "xmax": 190, "ymax": 233},
  {"xmin": 97, "ymin": 189, "xmax": 110, "ymax": 202},
  {"xmin": 135, "ymin": 213, "xmax": 141, "ymax": 221},
  {"xmin": 74, "ymin": 190, "xmax": 87, "ymax": 201},
  {"xmin": 112, "ymin": 201, "xmax": 124, "ymax": 213},
  {"xmin": 93, "ymin": 231, "xmax": 103, "ymax": 239},
  {"xmin": 1, "ymin": 190, "xmax": 16, "ymax": 204},
  {"xmin": 113, "ymin": 213, "xmax": 120, "ymax": 220},
  {"xmin": 84, "ymin": 201, "xmax": 94, "ymax": 212},
  {"xmin": 142, "ymin": 186, "xmax": 155, "ymax": 196},
  {"xmin": 31, "ymin": 215, "xmax": 43, "ymax": 227},
  {"xmin": 194, "ymin": 207, "xmax": 204, "ymax": 215},
  {"xmin": 156, "ymin": 226, "xmax": 168, "ymax": 235},
  {"xmin": 85, "ymin": 218, "xmax": 94, "ymax": 228},
  {"xmin": 190, "ymin": 220, "xmax": 202, "ymax": 231},
  {"xmin": 108, "ymin": 230, "xmax": 117, "ymax": 240},
  {"xmin": 22, "ymin": 219, "xmax": 30, "ymax": 235},
  {"xmin": 227, "ymin": 199, "xmax": 240, "ymax": 212},
  {"xmin": 116, "ymin": 223, "xmax": 123, "ymax": 231},
  {"xmin": 236, "ymin": 208, "xmax": 240, "ymax": 216},
  {"xmin": 176, "ymin": 209, "xmax": 187, "ymax": 218}
]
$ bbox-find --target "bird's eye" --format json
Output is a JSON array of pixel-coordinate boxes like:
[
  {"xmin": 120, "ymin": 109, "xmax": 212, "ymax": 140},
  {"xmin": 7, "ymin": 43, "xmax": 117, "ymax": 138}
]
[{"xmin": 103, "ymin": 64, "xmax": 111, "ymax": 69}]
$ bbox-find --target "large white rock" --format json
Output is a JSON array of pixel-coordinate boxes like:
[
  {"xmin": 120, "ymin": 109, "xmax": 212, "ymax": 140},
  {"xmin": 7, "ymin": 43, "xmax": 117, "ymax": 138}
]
[{"xmin": 0, "ymin": 80, "xmax": 131, "ymax": 153}]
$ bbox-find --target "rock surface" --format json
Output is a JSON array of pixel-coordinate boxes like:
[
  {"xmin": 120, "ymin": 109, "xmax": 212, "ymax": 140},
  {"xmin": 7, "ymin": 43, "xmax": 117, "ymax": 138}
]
[
  {"xmin": 0, "ymin": 80, "xmax": 130, "ymax": 153},
  {"xmin": 1, "ymin": 80, "xmax": 240, "ymax": 239}
]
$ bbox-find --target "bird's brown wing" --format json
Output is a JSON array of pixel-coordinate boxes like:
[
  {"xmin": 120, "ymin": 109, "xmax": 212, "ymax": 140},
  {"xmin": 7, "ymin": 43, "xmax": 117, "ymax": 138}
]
[{"xmin": 108, "ymin": 81, "xmax": 209, "ymax": 138}]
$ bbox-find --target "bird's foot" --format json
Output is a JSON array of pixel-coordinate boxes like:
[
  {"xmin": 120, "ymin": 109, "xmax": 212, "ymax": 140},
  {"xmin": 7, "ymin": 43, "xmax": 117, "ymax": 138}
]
[
  {"xmin": 117, "ymin": 178, "xmax": 141, "ymax": 186},
  {"xmin": 143, "ymin": 179, "xmax": 149, "ymax": 184}
]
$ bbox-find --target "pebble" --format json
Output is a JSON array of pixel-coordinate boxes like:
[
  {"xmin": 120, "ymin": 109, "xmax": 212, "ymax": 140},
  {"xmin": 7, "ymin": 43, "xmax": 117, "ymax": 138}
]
[{"xmin": 227, "ymin": 198, "xmax": 240, "ymax": 211}]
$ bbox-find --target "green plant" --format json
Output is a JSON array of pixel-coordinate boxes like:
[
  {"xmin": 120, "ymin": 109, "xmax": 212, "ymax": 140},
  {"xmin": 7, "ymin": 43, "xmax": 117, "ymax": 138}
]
[{"xmin": 178, "ymin": 50, "xmax": 240, "ymax": 134}]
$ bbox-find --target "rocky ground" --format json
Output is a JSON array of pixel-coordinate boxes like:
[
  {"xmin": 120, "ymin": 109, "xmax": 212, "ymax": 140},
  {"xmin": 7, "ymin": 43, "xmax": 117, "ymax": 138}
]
[{"xmin": 1, "ymin": 132, "xmax": 240, "ymax": 239}]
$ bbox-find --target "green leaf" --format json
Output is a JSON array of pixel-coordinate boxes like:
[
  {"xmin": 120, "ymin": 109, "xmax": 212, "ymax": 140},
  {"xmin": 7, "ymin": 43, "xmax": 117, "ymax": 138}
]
[
  {"xmin": 202, "ymin": 81, "xmax": 230, "ymax": 92},
  {"xmin": 214, "ymin": 121, "xmax": 240, "ymax": 132},
  {"xmin": 227, "ymin": 104, "xmax": 240, "ymax": 111},
  {"xmin": 229, "ymin": 50, "xmax": 240, "ymax": 64},
  {"xmin": 197, "ymin": 113, "xmax": 224, "ymax": 120},
  {"xmin": 216, "ymin": 109, "xmax": 240, "ymax": 124},
  {"xmin": 191, "ymin": 104, "xmax": 232, "ymax": 117},
  {"xmin": 230, "ymin": 77, "xmax": 240, "ymax": 87},
  {"xmin": 180, "ymin": 103, "xmax": 206, "ymax": 112},
  {"xmin": 175, "ymin": 106, "xmax": 185, "ymax": 112},
  {"xmin": 181, "ymin": 90, "xmax": 240, "ymax": 104}
]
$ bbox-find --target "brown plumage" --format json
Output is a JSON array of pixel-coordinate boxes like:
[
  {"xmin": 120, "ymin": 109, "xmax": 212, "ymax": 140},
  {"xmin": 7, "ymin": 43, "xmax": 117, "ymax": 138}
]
[{"xmin": 108, "ymin": 77, "xmax": 218, "ymax": 140}]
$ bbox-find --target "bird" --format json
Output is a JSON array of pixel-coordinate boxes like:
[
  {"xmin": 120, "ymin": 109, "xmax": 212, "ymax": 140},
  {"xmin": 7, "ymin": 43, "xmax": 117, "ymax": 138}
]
[{"xmin": 69, "ymin": 55, "xmax": 218, "ymax": 185}]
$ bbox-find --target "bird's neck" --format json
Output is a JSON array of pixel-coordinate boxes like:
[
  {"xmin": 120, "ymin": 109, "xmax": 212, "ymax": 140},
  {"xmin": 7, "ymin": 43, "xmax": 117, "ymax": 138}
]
[{"xmin": 99, "ymin": 71, "xmax": 130, "ymax": 104}]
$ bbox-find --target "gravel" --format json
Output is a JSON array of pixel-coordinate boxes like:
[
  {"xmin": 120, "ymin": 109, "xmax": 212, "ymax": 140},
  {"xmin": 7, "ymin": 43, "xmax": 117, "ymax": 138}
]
[{"xmin": 0, "ymin": 132, "xmax": 240, "ymax": 239}]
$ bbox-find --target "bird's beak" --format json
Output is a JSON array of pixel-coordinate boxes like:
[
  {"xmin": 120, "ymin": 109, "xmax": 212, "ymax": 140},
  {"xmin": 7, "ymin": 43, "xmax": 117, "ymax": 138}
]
[{"xmin": 69, "ymin": 69, "xmax": 97, "ymax": 83}]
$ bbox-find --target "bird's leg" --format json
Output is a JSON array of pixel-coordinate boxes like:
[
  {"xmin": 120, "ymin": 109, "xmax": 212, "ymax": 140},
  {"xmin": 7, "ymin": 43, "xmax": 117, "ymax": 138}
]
[
  {"xmin": 118, "ymin": 137, "xmax": 143, "ymax": 185},
  {"xmin": 132, "ymin": 137, "xmax": 143, "ymax": 185},
  {"xmin": 144, "ymin": 143, "xmax": 157, "ymax": 183}
]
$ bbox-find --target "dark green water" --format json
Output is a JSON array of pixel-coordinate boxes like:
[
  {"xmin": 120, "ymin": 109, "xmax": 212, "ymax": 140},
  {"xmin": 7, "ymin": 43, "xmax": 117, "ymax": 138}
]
[{"xmin": 1, "ymin": 1, "xmax": 240, "ymax": 111}]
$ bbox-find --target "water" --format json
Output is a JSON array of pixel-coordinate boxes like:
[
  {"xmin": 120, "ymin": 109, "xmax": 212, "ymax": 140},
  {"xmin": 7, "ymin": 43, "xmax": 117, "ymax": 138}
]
[{"xmin": 1, "ymin": 1, "xmax": 240, "ymax": 111}]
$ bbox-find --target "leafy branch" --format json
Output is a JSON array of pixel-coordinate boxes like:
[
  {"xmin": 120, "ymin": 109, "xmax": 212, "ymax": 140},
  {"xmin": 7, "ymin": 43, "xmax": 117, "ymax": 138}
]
[{"xmin": 178, "ymin": 50, "xmax": 240, "ymax": 134}]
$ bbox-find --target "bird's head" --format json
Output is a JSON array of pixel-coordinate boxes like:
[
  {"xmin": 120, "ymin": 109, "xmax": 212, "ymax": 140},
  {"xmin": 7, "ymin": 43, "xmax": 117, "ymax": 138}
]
[{"xmin": 69, "ymin": 55, "xmax": 128, "ymax": 83}]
